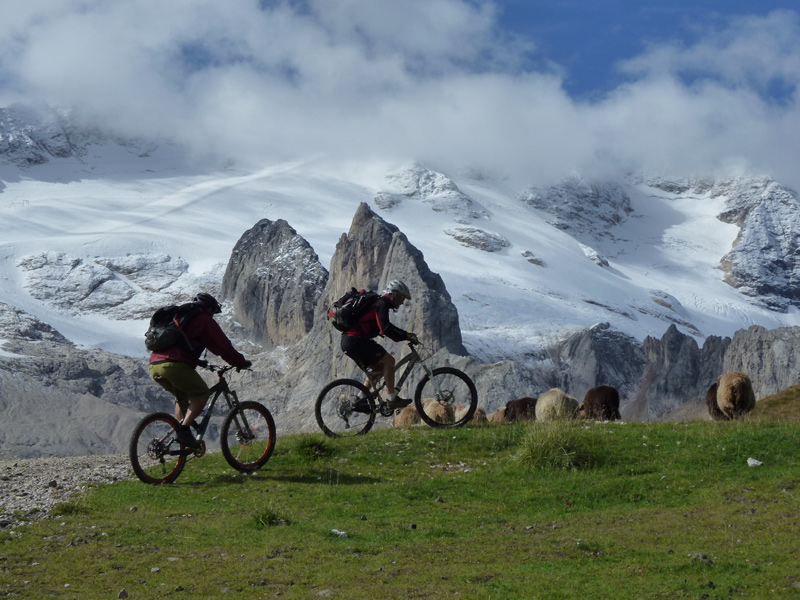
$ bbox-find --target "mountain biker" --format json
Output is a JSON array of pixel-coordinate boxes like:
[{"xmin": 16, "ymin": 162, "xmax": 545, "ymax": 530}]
[
  {"xmin": 340, "ymin": 279, "xmax": 419, "ymax": 411},
  {"xmin": 148, "ymin": 292, "xmax": 252, "ymax": 449}
]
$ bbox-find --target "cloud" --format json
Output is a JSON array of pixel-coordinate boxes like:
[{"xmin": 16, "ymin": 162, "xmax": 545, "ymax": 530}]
[{"xmin": 1, "ymin": 1, "xmax": 799, "ymax": 188}]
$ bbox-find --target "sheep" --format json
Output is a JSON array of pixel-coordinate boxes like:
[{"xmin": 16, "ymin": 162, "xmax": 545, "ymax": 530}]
[
  {"xmin": 535, "ymin": 388, "xmax": 579, "ymax": 422},
  {"xmin": 505, "ymin": 397, "xmax": 537, "ymax": 422},
  {"xmin": 454, "ymin": 404, "xmax": 487, "ymax": 423},
  {"xmin": 393, "ymin": 405, "xmax": 420, "ymax": 427},
  {"xmin": 705, "ymin": 382, "xmax": 727, "ymax": 421},
  {"xmin": 489, "ymin": 406, "xmax": 507, "ymax": 423},
  {"xmin": 579, "ymin": 385, "xmax": 621, "ymax": 421},
  {"xmin": 469, "ymin": 407, "xmax": 488, "ymax": 423},
  {"xmin": 421, "ymin": 398, "xmax": 455, "ymax": 424},
  {"xmin": 716, "ymin": 371, "xmax": 756, "ymax": 420}
]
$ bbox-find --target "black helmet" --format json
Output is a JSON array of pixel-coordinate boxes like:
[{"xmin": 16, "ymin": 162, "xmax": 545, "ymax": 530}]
[{"xmin": 193, "ymin": 292, "xmax": 222, "ymax": 314}]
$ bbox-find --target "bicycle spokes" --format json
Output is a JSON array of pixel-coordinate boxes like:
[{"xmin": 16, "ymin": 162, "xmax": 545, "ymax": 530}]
[
  {"xmin": 221, "ymin": 401, "xmax": 276, "ymax": 471},
  {"xmin": 315, "ymin": 380, "xmax": 375, "ymax": 438},
  {"xmin": 129, "ymin": 413, "xmax": 188, "ymax": 484}
]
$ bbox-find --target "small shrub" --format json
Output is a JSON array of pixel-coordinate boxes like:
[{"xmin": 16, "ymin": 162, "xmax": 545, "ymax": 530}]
[
  {"xmin": 512, "ymin": 420, "xmax": 596, "ymax": 470},
  {"xmin": 253, "ymin": 507, "xmax": 291, "ymax": 528},
  {"xmin": 50, "ymin": 501, "xmax": 88, "ymax": 516},
  {"xmin": 295, "ymin": 436, "xmax": 335, "ymax": 461}
]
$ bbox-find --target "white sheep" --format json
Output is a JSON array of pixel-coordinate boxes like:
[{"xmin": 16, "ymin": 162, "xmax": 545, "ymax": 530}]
[{"xmin": 535, "ymin": 388, "xmax": 579, "ymax": 421}]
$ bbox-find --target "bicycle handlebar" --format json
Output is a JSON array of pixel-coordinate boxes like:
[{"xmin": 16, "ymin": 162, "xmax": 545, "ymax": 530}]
[{"xmin": 201, "ymin": 363, "xmax": 249, "ymax": 375}]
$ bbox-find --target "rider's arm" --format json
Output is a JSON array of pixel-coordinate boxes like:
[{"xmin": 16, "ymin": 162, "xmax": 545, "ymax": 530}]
[
  {"xmin": 375, "ymin": 298, "xmax": 409, "ymax": 342},
  {"xmin": 195, "ymin": 316, "xmax": 250, "ymax": 368}
]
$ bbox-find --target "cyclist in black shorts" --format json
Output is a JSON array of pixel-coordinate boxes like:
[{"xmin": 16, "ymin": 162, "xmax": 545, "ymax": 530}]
[{"xmin": 340, "ymin": 279, "xmax": 419, "ymax": 411}]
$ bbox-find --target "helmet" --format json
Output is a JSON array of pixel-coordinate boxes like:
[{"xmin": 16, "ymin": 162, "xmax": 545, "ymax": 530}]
[
  {"xmin": 384, "ymin": 280, "xmax": 411, "ymax": 300},
  {"xmin": 193, "ymin": 292, "xmax": 222, "ymax": 314}
]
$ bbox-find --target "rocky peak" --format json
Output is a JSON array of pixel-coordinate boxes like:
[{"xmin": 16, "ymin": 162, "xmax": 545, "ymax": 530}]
[
  {"xmin": 375, "ymin": 164, "xmax": 487, "ymax": 223},
  {"xmin": 220, "ymin": 218, "xmax": 328, "ymax": 348},
  {"xmin": 631, "ymin": 324, "xmax": 729, "ymax": 419},
  {"xmin": 716, "ymin": 178, "xmax": 800, "ymax": 310},
  {"xmin": 323, "ymin": 203, "xmax": 466, "ymax": 356},
  {"xmin": 519, "ymin": 177, "xmax": 633, "ymax": 242},
  {"xmin": 326, "ymin": 203, "xmax": 399, "ymax": 299},
  {"xmin": 557, "ymin": 322, "xmax": 646, "ymax": 404}
]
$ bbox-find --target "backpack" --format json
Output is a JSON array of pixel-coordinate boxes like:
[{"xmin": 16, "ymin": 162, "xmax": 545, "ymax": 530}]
[
  {"xmin": 327, "ymin": 288, "xmax": 379, "ymax": 332},
  {"xmin": 144, "ymin": 303, "xmax": 202, "ymax": 352}
]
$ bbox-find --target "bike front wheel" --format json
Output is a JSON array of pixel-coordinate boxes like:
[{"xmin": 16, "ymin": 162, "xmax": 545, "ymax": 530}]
[
  {"xmin": 414, "ymin": 367, "xmax": 478, "ymax": 428},
  {"xmin": 315, "ymin": 379, "xmax": 375, "ymax": 438},
  {"xmin": 220, "ymin": 401, "xmax": 276, "ymax": 472},
  {"xmin": 129, "ymin": 412, "xmax": 187, "ymax": 484}
]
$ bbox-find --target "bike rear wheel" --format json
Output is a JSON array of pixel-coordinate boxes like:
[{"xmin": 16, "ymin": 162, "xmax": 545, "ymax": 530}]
[
  {"xmin": 315, "ymin": 379, "xmax": 375, "ymax": 438},
  {"xmin": 414, "ymin": 367, "xmax": 478, "ymax": 428},
  {"xmin": 129, "ymin": 412, "xmax": 187, "ymax": 484},
  {"xmin": 220, "ymin": 401, "xmax": 276, "ymax": 472}
]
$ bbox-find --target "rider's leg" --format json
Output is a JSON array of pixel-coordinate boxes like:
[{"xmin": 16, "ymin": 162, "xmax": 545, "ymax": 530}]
[
  {"xmin": 152, "ymin": 363, "xmax": 210, "ymax": 447},
  {"xmin": 180, "ymin": 396, "xmax": 207, "ymax": 428},
  {"xmin": 370, "ymin": 353, "xmax": 396, "ymax": 399}
]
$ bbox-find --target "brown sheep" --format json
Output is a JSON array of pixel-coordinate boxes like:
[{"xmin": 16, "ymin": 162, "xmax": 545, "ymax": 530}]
[
  {"xmin": 489, "ymin": 406, "xmax": 507, "ymax": 423},
  {"xmin": 421, "ymin": 398, "xmax": 455, "ymax": 424},
  {"xmin": 579, "ymin": 385, "xmax": 621, "ymax": 421},
  {"xmin": 535, "ymin": 388, "xmax": 579, "ymax": 422},
  {"xmin": 470, "ymin": 407, "xmax": 488, "ymax": 423},
  {"xmin": 705, "ymin": 382, "xmax": 727, "ymax": 421},
  {"xmin": 505, "ymin": 397, "xmax": 537, "ymax": 422},
  {"xmin": 393, "ymin": 405, "xmax": 420, "ymax": 427},
  {"xmin": 716, "ymin": 371, "xmax": 756, "ymax": 419},
  {"xmin": 454, "ymin": 405, "xmax": 487, "ymax": 423}
]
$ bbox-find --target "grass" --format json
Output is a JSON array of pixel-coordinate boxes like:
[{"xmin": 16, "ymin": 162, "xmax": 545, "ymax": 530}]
[
  {"xmin": 2, "ymin": 418, "xmax": 800, "ymax": 599},
  {"xmin": 753, "ymin": 384, "xmax": 800, "ymax": 422}
]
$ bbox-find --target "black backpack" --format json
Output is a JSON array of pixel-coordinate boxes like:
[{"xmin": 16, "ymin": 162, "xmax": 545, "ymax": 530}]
[
  {"xmin": 144, "ymin": 303, "xmax": 202, "ymax": 352},
  {"xmin": 327, "ymin": 288, "xmax": 379, "ymax": 332}
]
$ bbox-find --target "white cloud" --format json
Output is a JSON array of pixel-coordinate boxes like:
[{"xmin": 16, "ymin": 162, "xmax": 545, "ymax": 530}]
[{"xmin": 1, "ymin": 1, "xmax": 799, "ymax": 188}]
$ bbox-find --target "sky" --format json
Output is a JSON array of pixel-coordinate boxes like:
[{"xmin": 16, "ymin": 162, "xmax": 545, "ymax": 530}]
[{"xmin": 2, "ymin": 1, "xmax": 800, "ymax": 188}]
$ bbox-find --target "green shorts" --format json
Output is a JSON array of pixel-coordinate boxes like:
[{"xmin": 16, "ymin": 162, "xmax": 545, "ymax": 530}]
[{"xmin": 149, "ymin": 362, "xmax": 211, "ymax": 410}]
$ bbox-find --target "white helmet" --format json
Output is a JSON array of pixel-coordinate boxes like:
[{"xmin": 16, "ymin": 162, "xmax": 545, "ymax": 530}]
[{"xmin": 384, "ymin": 279, "xmax": 411, "ymax": 300}]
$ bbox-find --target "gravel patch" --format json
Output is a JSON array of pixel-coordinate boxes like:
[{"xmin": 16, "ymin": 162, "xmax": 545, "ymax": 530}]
[{"xmin": 0, "ymin": 454, "xmax": 133, "ymax": 529}]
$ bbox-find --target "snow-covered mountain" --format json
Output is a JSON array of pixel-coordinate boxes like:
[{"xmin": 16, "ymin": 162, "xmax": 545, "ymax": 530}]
[{"xmin": 2, "ymin": 104, "xmax": 800, "ymax": 366}]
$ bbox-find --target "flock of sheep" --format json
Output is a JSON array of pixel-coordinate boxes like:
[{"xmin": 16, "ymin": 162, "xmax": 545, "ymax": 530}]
[{"xmin": 397, "ymin": 371, "xmax": 756, "ymax": 427}]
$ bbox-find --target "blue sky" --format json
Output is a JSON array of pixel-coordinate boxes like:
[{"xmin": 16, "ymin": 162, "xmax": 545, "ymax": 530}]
[
  {"xmin": 496, "ymin": 0, "xmax": 799, "ymax": 99},
  {"xmin": 2, "ymin": 1, "xmax": 800, "ymax": 187}
]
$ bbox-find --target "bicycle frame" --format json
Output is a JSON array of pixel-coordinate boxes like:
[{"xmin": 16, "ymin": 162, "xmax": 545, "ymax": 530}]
[
  {"xmin": 171, "ymin": 366, "xmax": 246, "ymax": 455},
  {"xmin": 191, "ymin": 368, "xmax": 239, "ymax": 440},
  {"xmin": 362, "ymin": 343, "xmax": 438, "ymax": 408}
]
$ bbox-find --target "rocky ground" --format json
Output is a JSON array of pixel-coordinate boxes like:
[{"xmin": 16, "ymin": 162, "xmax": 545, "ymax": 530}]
[{"xmin": 0, "ymin": 454, "xmax": 133, "ymax": 530}]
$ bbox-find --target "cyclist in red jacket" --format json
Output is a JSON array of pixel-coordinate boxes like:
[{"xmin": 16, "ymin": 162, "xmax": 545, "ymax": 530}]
[
  {"xmin": 149, "ymin": 292, "xmax": 251, "ymax": 448},
  {"xmin": 341, "ymin": 280, "xmax": 419, "ymax": 411}
]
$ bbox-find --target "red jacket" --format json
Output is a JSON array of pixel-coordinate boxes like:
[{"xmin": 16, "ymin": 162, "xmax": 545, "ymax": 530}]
[
  {"xmin": 149, "ymin": 311, "xmax": 248, "ymax": 368},
  {"xmin": 345, "ymin": 294, "xmax": 409, "ymax": 342}
]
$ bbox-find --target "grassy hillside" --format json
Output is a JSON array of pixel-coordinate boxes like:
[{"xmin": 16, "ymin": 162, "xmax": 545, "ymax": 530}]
[
  {"xmin": 753, "ymin": 384, "xmax": 800, "ymax": 422},
  {"xmin": 2, "ymin": 419, "xmax": 800, "ymax": 599}
]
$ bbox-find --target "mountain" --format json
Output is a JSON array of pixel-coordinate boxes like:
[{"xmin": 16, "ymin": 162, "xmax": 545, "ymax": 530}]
[{"xmin": 2, "ymin": 105, "xmax": 800, "ymax": 457}]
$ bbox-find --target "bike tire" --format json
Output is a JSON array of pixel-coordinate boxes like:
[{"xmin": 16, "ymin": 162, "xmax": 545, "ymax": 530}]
[
  {"xmin": 220, "ymin": 401, "xmax": 276, "ymax": 472},
  {"xmin": 129, "ymin": 412, "xmax": 187, "ymax": 484},
  {"xmin": 414, "ymin": 367, "xmax": 478, "ymax": 428},
  {"xmin": 315, "ymin": 379, "xmax": 376, "ymax": 438}
]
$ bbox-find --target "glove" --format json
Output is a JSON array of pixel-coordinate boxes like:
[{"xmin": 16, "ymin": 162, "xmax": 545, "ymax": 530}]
[
  {"xmin": 196, "ymin": 359, "xmax": 209, "ymax": 369},
  {"xmin": 237, "ymin": 359, "xmax": 252, "ymax": 372},
  {"xmin": 407, "ymin": 332, "xmax": 419, "ymax": 344}
]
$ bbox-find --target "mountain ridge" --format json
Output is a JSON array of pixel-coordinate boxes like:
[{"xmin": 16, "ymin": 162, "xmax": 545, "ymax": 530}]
[{"xmin": 3, "ymin": 105, "xmax": 800, "ymax": 457}]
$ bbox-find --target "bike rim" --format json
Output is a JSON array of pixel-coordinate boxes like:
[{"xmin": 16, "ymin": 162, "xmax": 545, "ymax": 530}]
[
  {"xmin": 416, "ymin": 370, "xmax": 477, "ymax": 428},
  {"xmin": 317, "ymin": 381, "xmax": 374, "ymax": 437},
  {"xmin": 224, "ymin": 405, "xmax": 275, "ymax": 468},
  {"xmin": 133, "ymin": 415, "xmax": 185, "ymax": 483}
]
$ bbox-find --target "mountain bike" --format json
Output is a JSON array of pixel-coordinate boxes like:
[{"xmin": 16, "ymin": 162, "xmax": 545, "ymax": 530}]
[
  {"xmin": 129, "ymin": 364, "xmax": 276, "ymax": 484},
  {"xmin": 315, "ymin": 340, "xmax": 478, "ymax": 438}
]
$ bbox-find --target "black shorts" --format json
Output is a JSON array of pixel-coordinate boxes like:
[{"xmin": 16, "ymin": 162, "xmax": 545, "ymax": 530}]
[{"xmin": 341, "ymin": 335, "xmax": 387, "ymax": 368}]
